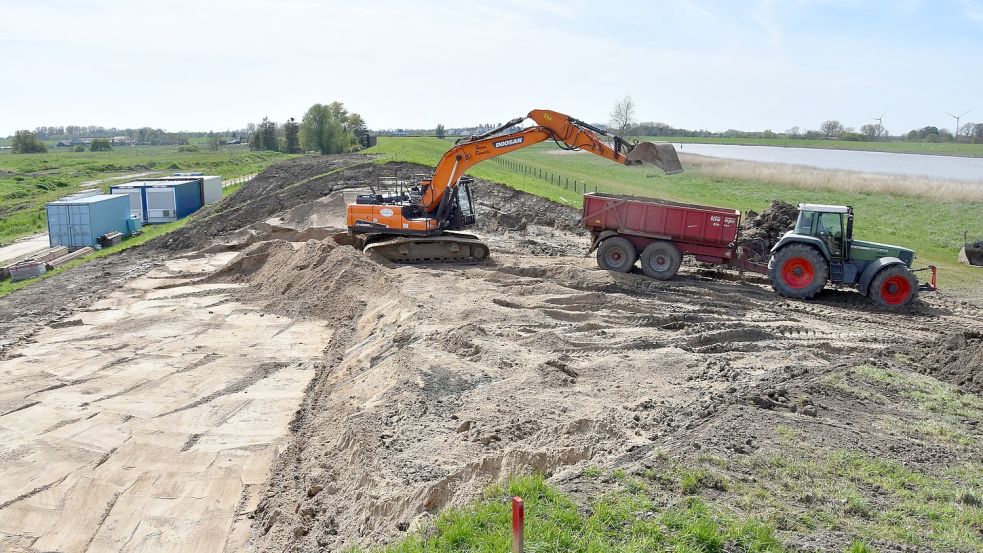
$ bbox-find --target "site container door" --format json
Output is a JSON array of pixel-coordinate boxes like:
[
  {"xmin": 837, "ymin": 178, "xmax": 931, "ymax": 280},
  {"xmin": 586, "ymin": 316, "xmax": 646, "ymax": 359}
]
[
  {"xmin": 68, "ymin": 204, "xmax": 92, "ymax": 246},
  {"xmin": 146, "ymin": 188, "xmax": 177, "ymax": 223}
]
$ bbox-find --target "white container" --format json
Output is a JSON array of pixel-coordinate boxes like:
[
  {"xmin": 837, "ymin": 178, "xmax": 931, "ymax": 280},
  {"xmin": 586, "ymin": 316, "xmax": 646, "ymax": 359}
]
[{"xmin": 161, "ymin": 175, "xmax": 223, "ymax": 204}]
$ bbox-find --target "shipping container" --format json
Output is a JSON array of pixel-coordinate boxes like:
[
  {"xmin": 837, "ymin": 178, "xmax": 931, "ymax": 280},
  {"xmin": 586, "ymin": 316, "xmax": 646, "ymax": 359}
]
[
  {"xmin": 46, "ymin": 194, "xmax": 131, "ymax": 249},
  {"xmin": 110, "ymin": 180, "xmax": 203, "ymax": 223},
  {"xmin": 161, "ymin": 175, "xmax": 223, "ymax": 204}
]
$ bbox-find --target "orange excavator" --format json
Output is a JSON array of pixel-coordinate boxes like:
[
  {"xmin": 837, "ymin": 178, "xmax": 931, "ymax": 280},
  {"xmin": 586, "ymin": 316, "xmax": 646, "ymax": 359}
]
[{"xmin": 345, "ymin": 109, "xmax": 682, "ymax": 262}]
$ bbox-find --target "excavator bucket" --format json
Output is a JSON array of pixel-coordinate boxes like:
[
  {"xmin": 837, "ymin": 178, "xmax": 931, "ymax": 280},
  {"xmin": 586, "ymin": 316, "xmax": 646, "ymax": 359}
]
[
  {"xmin": 626, "ymin": 142, "xmax": 683, "ymax": 175},
  {"xmin": 960, "ymin": 232, "xmax": 983, "ymax": 266}
]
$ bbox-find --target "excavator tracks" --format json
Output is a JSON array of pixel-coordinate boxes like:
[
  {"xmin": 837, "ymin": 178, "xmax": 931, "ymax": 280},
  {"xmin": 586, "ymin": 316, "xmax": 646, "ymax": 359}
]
[{"xmin": 362, "ymin": 232, "xmax": 490, "ymax": 264}]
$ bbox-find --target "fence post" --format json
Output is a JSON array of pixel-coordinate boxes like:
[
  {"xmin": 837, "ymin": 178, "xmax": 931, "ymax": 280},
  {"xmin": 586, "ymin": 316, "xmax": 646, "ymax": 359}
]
[{"xmin": 512, "ymin": 496, "xmax": 524, "ymax": 552}]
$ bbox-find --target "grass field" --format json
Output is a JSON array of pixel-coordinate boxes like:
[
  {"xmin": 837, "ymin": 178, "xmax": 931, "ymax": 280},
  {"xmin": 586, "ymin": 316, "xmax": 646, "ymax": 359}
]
[
  {"xmin": 366, "ymin": 137, "xmax": 983, "ymax": 288},
  {"xmin": 641, "ymin": 136, "xmax": 983, "ymax": 157},
  {"xmin": 0, "ymin": 145, "xmax": 292, "ymax": 244}
]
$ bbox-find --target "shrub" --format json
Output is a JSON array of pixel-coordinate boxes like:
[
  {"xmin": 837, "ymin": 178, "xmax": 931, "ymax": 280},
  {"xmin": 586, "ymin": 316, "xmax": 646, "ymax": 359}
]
[
  {"xmin": 11, "ymin": 130, "xmax": 47, "ymax": 154},
  {"xmin": 89, "ymin": 138, "xmax": 112, "ymax": 152},
  {"xmin": 178, "ymin": 144, "xmax": 199, "ymax": 152},
  {"xmin": 73, "ymin": 145, "xmax": 86, "ymax": 152}
]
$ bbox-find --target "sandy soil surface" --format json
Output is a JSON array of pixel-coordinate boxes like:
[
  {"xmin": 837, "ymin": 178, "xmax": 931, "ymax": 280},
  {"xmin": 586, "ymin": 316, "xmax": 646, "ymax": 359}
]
[
  {"xmin": 1, "ymin": 155, "xmax": 980, "ymax": 552},
  {"xmin": 0, "ymin": 234, "xmax": 49, "ymax": 264},
  {"xmin": 0, "ymin": 252, "xmax": 331, "ymax": 552}
]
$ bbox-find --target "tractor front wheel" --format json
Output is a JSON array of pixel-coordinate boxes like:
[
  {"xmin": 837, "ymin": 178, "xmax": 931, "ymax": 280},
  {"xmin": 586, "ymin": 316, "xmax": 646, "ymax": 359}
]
[
  {"xmin": 769, "ymin": 244, "xmax": 829, "ymax": 299},
  {"xmin": 869, "ymin": 265, "xmax": 918, "ymax": 308}
]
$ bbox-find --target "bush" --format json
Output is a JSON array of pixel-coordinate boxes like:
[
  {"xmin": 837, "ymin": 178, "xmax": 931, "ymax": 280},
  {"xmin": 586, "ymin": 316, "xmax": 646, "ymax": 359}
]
[
  {"xmin": 178, "ymin": 144, "xmax": 199, "ymax": 152},
  {"xmin": 72, "ymin": 145, "xmax": 86, "ymax": 152},
  {"xmin": 11, "ymin": 130, "xmax": 47, "ymax": 154},
  {"xmin": 89, "ymin": 138, "xmax": 112, "ymax": 152}
]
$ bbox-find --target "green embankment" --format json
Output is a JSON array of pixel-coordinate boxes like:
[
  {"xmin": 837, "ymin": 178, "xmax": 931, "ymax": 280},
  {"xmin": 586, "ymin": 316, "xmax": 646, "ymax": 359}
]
[
  {"xmin": 366, "ymin": 137, "xmax": 983, "ymax": 288},
  {"xmin": 0, "ymin": 146, "xmax": 292, "ymax": 244},
  {"xmin": 640, "ymin": 137, "xmax": 983, "ymax": 157}
]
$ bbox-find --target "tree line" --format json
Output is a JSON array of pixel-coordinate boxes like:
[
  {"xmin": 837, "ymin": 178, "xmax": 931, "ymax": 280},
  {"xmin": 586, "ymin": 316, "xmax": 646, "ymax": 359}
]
[
  {"xmin": 249, "ymin": 102, "xmax": 367, "ymax": 154},
  {"xmin": 608, "ymin": 95, "xmax": 983, "ymax": 144}
]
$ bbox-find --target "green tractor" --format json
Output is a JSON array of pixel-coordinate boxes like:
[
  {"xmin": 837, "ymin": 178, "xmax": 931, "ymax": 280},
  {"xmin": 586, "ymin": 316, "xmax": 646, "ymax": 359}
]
[{"xmin": 768, "ymin": 204, "xmax": 936, "ymax": 308}]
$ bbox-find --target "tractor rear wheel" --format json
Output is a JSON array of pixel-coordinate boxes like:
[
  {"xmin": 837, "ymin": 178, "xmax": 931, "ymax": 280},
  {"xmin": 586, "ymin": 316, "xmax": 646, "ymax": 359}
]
[
  {"xmin": 869, "ymin": 265, "xmax": 918, "ymax": 308},
  {"xmin": 596, "ymin": 236, "xmax": 637, "ymax": 273},
  {"xmin": 640, "ymin": 241, "xmax": 682, "ymax": 280},
  {"xmin": 769, "ymin": 244, "xmax": 829, "ymax": 299}
]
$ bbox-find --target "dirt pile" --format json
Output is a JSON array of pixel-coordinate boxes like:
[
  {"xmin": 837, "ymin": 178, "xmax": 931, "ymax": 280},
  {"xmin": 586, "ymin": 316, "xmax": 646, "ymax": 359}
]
[
  {"xmin": 739, "ymin": 200, "xmax": 798, "ymax": 248},
  {"xmin": 149, "ymin": 156, "xmax": 429, "ymax": 252},
  {"xmin": 209, "ymin": 236, "xmax": 392, "ymax": 319},
  {"xmin": 473, "ymin": 180, "xmax": 583, "ymax": 233},
  {"xmin": 911, "ymin": 330, "xmax": 983, "ymax": 393}
]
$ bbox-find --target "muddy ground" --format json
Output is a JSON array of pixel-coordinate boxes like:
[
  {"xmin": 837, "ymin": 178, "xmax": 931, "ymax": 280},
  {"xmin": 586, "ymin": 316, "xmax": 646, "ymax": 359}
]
[{"xmin": 1, "ymin": 155, "xmax": 981, "ymax": 552}]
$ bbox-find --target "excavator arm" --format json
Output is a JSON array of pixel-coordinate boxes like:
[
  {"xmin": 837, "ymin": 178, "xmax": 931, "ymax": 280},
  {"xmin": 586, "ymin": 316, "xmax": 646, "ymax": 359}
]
[
  {"xmin": 420, "ymin": 109, "xmax": 682, "ymax": 212},
  {"xmin": 344, "ymin": 108, "xmax": 681, "ymax": 263}
]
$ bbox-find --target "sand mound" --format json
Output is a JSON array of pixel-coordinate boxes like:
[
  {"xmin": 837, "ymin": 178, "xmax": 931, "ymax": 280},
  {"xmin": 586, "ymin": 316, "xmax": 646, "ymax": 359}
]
[
  {"xmin": 215, "ymin": 237, "xmax": 392, "ymax": 319},
  {"xmin": 739, "ymin": 200, "xmax": 798, "ymax": 248}
]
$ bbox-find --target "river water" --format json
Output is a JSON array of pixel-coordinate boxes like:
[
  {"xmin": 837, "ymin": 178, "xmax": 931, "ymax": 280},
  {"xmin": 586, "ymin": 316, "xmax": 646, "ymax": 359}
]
[{"xmin": 672, "ymin": 143, "xmax": 983, "ymax": 183}]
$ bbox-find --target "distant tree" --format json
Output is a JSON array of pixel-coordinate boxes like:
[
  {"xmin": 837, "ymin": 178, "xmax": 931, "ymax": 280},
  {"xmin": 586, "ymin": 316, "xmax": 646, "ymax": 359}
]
[
  {"xmin": 938, "ymin": 128, "xmax": 954, "ymax": 142},
  {"xmin": 819, "ymin": 120, "xmax": 844, "ymax": 138},
  {"xmin": 610, "ymin": 96, "xmax": 637, "ymax": 136},
  {"xmin": 860, "ymin": 123, "xmax": 886, "ymax": 141},
  {"xmin": 973, "ymin": 123, "xmax": 983, "ymax": 138},
  {"xmin": 301, "ymin": 102, "xmax": 359, "ymax": 154},
  {"xmin": 11, "ymin": 130, "xmax": 47, "ymax": 153},
  {"xmin": 72, "ymin": 145, "xmax": 86, "ymax": 152},
  {"xmin": 345, "ymin": 112, "xmax": 367, "ymax": 148},
  {"xmin": 785, "ymin": 126, "xmax": 800, "ymax": 138},
  {"xmin": 435, "ymin": 123, "xmax": 446, "ymax": 139},
  {"xmin": 90, "ymin": 138, "xmax": 112, "ymax": 151},
  {"xmin": 206, "ymin": 134, "xmax": 224, "ymax": 151},
  {"xmin": 803, "ymin": 130, "xmax": 822, "ymax": 139},
  {"xmin": 283, "ymin": 118, "xmax": 301, "ymax": 153},
  {"xmin": 251, "ymin": 117, "xmax": 279, "ymax": 151},
  {"xmin": 958, "ymin": 122, "xmax": 975, "ymax": 138}
]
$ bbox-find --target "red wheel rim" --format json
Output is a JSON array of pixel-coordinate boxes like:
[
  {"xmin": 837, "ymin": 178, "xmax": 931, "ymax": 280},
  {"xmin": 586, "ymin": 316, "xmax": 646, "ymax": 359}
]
[
  {"xmin": 880, "ymin": 275, "xmax": 911, "ymax": 305},
  {"xmin": 781, "ymin": 257, "xmax": 815, "ymax": 289}
]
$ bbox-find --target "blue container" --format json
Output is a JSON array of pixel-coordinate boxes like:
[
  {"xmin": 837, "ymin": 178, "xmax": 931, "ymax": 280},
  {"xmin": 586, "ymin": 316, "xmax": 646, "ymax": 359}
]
[
  {"xmin": 46, "ymin": 194, "xmax": 131, "ymax": 248},
  {"xmin": 110, "ymin": 180, "xmax": 203, "ymax": 223},
  {"xmin": 127, "ymin": 215, "xmax": 143, "ymax": 235}
]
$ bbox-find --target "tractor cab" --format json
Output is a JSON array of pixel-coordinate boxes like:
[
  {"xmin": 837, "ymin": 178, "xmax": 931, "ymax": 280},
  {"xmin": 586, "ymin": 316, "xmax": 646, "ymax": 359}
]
[{"xmin": 793, "ymin": 204, "xmax": 852, "ymax": 260}]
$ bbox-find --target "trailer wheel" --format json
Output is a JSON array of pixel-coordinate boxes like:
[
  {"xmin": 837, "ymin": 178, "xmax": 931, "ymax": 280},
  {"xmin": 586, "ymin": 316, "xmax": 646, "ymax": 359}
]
[
  {"xmin": 869, "ymin": 265, "xmax": 918, "ymax": 308},
  {"xmin": 640, "ymin": 241, "xmax": 682, "ymax": 280},
  {"xmin": 769, "ymin": 244, "xmax": 828, "ymax": 299},
  {"xmin": 596, "ymin": 236, "xmax": 636, "ymax": 273}
]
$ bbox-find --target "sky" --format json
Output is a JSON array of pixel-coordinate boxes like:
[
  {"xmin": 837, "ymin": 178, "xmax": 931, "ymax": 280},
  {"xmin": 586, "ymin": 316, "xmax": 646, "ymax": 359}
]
[{"xmin": 1, "ymin": 0, "xmax": 982, "ymax": 136}]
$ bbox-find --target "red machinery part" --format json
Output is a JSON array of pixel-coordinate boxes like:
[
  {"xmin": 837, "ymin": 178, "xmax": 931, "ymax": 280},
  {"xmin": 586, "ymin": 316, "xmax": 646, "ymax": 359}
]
[{"xmin": 512, "ymin": 496, "xmax": 524, "ymax": 552}]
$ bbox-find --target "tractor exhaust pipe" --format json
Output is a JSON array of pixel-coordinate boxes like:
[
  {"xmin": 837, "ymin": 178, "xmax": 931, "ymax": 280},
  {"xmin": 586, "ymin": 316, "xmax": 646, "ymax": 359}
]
[{"xmin": 626, "ymin": 142, "xmax": 683, "ymax": 175}]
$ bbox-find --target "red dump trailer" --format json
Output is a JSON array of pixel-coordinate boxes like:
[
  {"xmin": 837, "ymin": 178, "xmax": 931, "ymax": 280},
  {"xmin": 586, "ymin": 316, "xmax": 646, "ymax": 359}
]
[{"xmin": 581, "ymin": 192, "xmax": 769, "ymax": 280}]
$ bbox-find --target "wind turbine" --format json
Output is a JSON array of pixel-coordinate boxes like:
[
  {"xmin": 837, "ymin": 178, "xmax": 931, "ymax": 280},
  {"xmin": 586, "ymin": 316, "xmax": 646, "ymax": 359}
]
[
  {"xmin": 869, "ymin": 109, "xmax": 887, "ymax": 128},
  {"xmin": 867, "ymin": 110, "xmax": 887, "ymax": 138},
  {"xmin": 946, "ymin": 110, "xmax": 971, "ymax": 137}
]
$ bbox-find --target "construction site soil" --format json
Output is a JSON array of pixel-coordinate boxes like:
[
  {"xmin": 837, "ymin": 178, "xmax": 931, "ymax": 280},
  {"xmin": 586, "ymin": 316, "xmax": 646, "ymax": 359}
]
[{"xmin": 1, "ymin": 155, "xmax": 981, "ymax": 552}]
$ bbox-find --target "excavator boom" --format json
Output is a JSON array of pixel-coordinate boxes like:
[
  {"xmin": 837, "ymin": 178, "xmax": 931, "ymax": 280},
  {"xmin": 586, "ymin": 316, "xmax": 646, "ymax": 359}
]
[{"xmin": 345, "ymin": 109, "xmax": 682, "ymax": 263}]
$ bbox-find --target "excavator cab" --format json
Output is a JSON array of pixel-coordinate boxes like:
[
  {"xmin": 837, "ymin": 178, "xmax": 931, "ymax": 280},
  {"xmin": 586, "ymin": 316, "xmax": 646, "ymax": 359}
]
[{"xmin": 451, "ymin": 176, "xmax": 478, "ymax": 230}]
